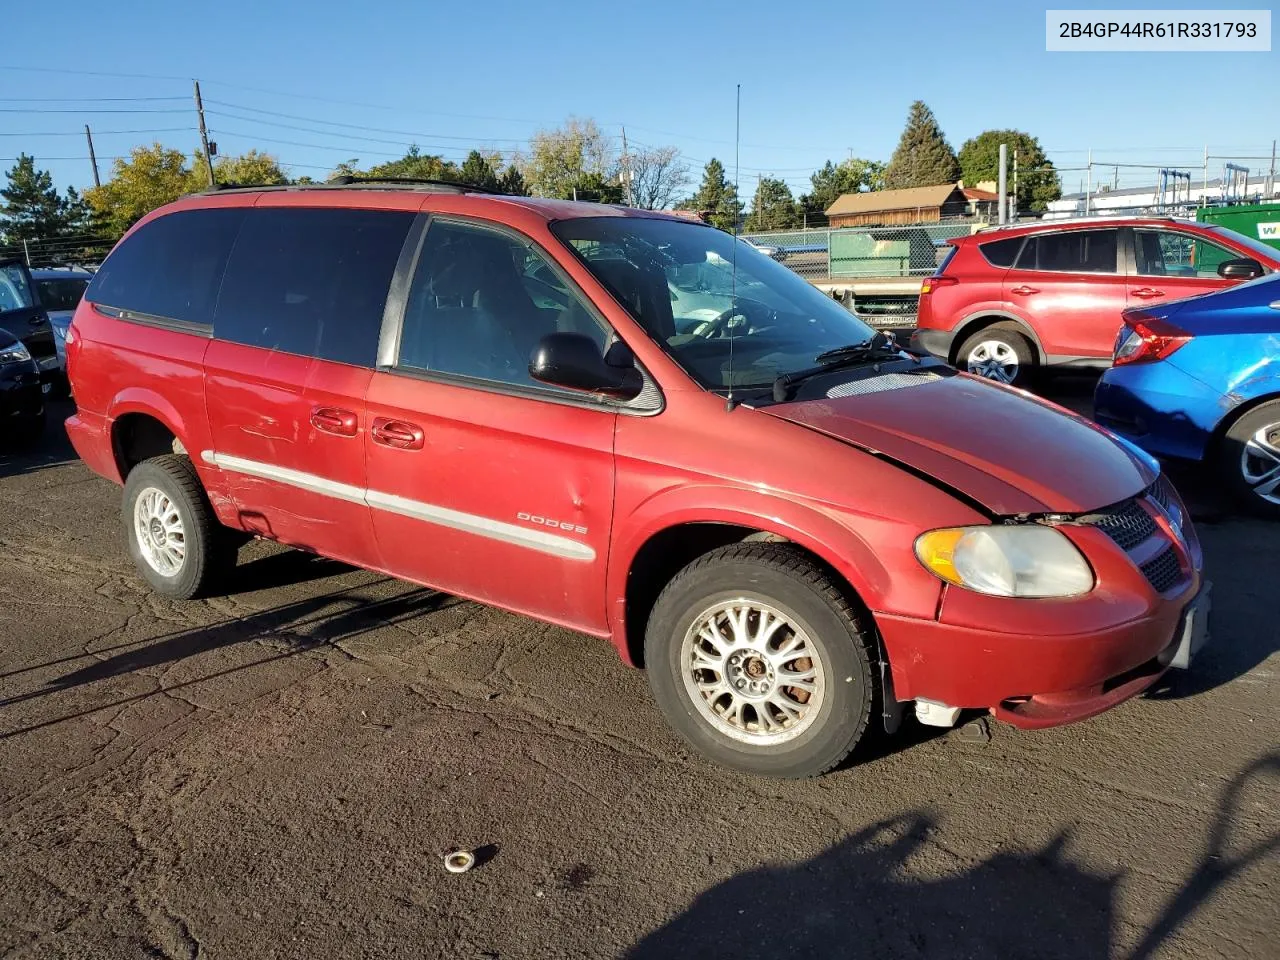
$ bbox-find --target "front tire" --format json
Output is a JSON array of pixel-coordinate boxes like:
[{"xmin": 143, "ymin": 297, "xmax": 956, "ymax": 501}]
[
  {"xmin": 958, "ymin": 323, "xmax": 1035, "ymax": 387},
  {"xmin": 1220, "ymin": 400, "xmax": 1280, "ymax": 520},
  {"xmin": 644, "ymin": 543, "xmax": 876, "ymax": 779},
  {"xmin": 122, "ymin": 455, "xmax": 238, "ymax": 599}
]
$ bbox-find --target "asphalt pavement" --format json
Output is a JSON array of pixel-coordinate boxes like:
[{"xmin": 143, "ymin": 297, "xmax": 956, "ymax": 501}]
[{"xmin": 0, "ymin": 392, "xmax": 1276, "ymax": 960}]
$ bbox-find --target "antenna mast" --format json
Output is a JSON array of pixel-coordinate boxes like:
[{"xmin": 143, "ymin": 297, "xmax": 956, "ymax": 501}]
[{"xmin": 726, "ymin": 83, "xmax": 741, "ymax": 411}]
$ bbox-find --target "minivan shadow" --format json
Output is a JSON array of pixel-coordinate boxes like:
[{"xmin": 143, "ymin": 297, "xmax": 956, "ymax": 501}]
[{"xmin": 223, "ymin": 548, "xmax": 355, "ymax": 595}]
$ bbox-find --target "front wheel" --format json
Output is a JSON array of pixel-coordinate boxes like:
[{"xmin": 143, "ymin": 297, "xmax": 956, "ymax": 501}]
[
  {"xmin": 122, "ymin": 455, "xmax": 238, "ymax": 598},
  {"xmin": 644, "ymin": 543, "xmax": 876, "ymax": 779},
  {"xmin": 1220, "ymin": 400, "xmax": 1280, "ymax": 520}
]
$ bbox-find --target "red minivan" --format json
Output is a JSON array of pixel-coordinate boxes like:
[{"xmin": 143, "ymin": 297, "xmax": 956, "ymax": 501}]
[
  {"xmin": 65, "ymin": 182, "xmax": 1209, "ymax": 778},
  {"xmin": 912, "ymin": 216, "xmax": 1279, "ymax": 386}
]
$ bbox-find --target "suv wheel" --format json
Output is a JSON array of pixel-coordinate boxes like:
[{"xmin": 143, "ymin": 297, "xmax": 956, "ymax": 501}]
[
  {"xmin": 1220, "ymin": 400, "xmax": 1280, "ymax": 520},
  {"xmin": 122, "ymin": 455, "xmax": 238, "ymax": 598},
  {"xmin": 644, "ymin": 543, "xmax": 876, "ymax": 779},
  {"xmin": 958, "ymin": 324, "xmax": 1035, "ymax": 386}
]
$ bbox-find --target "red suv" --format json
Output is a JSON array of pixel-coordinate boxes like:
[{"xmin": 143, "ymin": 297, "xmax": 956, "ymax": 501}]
[
  {"xmin": 65, "ymin": 182, "xmax": 1209, "ymax": 778},
  {"xmin": 912, "ymin": 216, "xmax": 1278, "ymax": 386}
]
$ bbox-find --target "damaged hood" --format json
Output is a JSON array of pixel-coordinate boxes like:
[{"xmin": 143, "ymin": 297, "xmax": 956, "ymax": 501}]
[{"xmin": 764, "ymin": 372, "xmax": 1156, "ymax": 515}]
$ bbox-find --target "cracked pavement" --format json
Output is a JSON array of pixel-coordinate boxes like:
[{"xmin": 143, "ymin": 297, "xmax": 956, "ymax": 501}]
[{"xmin": 1, "ymin": 393, "xmax": 1277, "ymax": 960}]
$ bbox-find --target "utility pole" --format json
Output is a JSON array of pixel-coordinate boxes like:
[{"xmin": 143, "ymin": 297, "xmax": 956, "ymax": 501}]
[
  {"xmin": 1202, "ymin": 144, "xmax": 1209, "ymax": 206},
  {"xmin": 84, "ymin": 125, "xmax": 100, "ymax": 188},
  {"xmin": 1085, "ymin": 148, "xmax": 1092, "ymax": 216},
  {"xmin": 1011, "ymin": 148, "xmax": 1018, "ymax": 222},
  {"xmin": 997, "ymin": 143, "xmax": 1007, "ymax": 224},
  {"xmin": 1268, "ymin": 139, "xmax": 1276, "ymax": 199},
  {"xmin": 620, "ymin": 125, "xmax": 633, "ymax": 207},
  {"xmin": 193, "ymin": 80, "xmax": 216, "ymax": 188},
  {"xmin": 22, "ymin": 239, "xmax": 30, "ymax": 266}
]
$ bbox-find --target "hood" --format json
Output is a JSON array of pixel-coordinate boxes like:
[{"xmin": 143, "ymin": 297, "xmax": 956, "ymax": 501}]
[{"xmin": 764, "ymin": 372, "xmax": 1156, "ymax": 515}]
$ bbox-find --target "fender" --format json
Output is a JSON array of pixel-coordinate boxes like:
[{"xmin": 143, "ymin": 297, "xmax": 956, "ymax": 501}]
[
  {"xmin": 606, "ymin": 481, "xmax": 940, "ymax": 664},
  {"xmin": 107, "ymin": 387, "xmax": 192, "ymax": 452},
  {"xmin": 953, "ymin": 307, "xmax": 1046, "ymax": 363}
]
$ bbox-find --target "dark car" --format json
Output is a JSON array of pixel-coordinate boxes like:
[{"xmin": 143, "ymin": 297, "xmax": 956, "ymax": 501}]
[
  {"xmin": 0, "ymin": 259, "xmax": 59, "ymax": 395},
  {"xmin": 32, "ymin": 267, "xmax": 93, "ymax": 397},
  {"xmin": 0, "ymin": 323, "xmax": 45, "ymax": 445}
]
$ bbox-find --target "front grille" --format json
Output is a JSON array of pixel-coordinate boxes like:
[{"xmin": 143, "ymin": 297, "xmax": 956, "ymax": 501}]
[
  {"xmin": 1140, "ymin": 547, "xmax": 1182, "ymax": 594},
  {"xmin": 1150, "ymin": 475, "xmax": 1174, "ymax": 513},
  {"xmin": 1078, "ymin": 498, "xmax": 1158, "ymax": 552}
]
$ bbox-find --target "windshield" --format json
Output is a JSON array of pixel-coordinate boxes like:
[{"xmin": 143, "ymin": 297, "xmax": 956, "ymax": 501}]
[
  {"xmin": 1208, "ymin": 225, "xmax": 1280, "ymax": 265},
  {"xmin": 36, "ymin": 277, "xmax": 89, "ymax": 312},
  {"xmin": 550, "ymin": 216, "xmax": 875, "ymax": 391},
  {"xmin": 0, "ymin": 263, "xmax": 36, "ymax": 312}
]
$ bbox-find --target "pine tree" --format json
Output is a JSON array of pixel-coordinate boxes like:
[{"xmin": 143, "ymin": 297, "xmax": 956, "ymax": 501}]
[
  {"xmin": 883, "ymin": 101, "xmax": 961, "ymax": 189},
  {"xmin": 1, "ymin": 155, "xmax": 78, "ymax": 248},
  {"xmin": 679, "ymin": 158, "xmax": 743, "ymax": 231},
  {"xmin": 745, "ymin": 176, "xmax": 800, "ymax": 231}
]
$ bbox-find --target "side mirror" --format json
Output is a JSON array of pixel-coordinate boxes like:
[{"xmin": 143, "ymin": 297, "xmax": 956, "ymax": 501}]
[
  {"xmin": 529, "ymin": 332, "xmax": 644, "ymax": 400},
  {"xmin": 1218, "ymin": 257, "xmax": 1264, "ymax": 280}
]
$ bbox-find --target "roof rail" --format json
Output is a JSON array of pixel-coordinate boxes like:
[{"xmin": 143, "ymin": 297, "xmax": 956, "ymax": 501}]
[
  {"xmin": 199, "ymin": 175, "xmax": 499, "ymax": 196},
  {"xmin": 974, "ymin": 213, "xmax": 1180, "ymax": 233}
]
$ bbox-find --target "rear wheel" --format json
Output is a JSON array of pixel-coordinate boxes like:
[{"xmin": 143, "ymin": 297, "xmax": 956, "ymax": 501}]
[
  {"xmin": 1220, "ymin": 400, "xmax": 1280, "ymax": 520},
  {"xmin": 644, "ymin": 543, "xmax": 876, "ymax": 779},
  {"xmin": 958, "ymin": 323, "xmax": 1035, "ymax": 387},
  {"xmin": 122, "ymin": 455, "xmax": 238, "ymax": 598}
]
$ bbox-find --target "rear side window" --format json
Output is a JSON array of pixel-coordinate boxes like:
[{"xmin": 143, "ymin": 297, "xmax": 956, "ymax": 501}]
[
  {"xmin": 214, "ymin": 207, "xmax": 414, "ymax": 366},
  {"xmin": 87, "ymin": 208, "xmax": 245, "ymax": 327},
  {"xmin": 977, "ymin": 236, "xmax": 1022, "ymax": 268},
  {"xmin": 1015, "ymin": 230, "xmax": 1118, "ymax": 274},
  {"xmin": 36, "ymin": 277, "xmax": 89, "ymax": 311}
]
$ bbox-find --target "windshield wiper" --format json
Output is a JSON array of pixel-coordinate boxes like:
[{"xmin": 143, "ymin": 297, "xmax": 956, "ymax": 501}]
[{"xmin": 772, "ymin": 332, "xmax": 912, "ymax": 402}]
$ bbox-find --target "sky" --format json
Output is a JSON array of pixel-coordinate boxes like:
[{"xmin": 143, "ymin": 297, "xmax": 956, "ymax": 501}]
[{"xmin": 1, "ymin": 0, "xmax": 1275, "ymax": 210}]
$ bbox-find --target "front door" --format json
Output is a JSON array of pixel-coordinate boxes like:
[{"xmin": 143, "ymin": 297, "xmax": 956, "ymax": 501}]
[
  {"xmin": 1127, "ymin": 228, "xmax": 1237, "ymax": 309},
  {"xmin": 364, "ymin": 216, "xmax": 617, "ymax": 634},
  {"xmin": 203, "ymin": 204, "xmax": 415, "ymax": 569},
  {"xmin": 1003, "ymin": 228, "xmax": 1128, "ymax": 360},
  {"xmin": 0, "ymin": 260, "xmax": 56, "ymax": 383}
]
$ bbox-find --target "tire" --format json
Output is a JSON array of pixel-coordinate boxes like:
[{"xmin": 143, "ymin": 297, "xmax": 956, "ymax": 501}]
[
  {"xmin": 644, "ymin": 542, "xmax": 876, "ymax": 779},
  {"xmin": 957, "ymin": 323, "xmax": 1036, "ymax": 387},
  {"xmin": 1219, "ymin": 400, "xmax": 1280, "ymax": 520},
  {"xmin": 122, "ymin": 454, "xmax": 238, "ymax": 599}
]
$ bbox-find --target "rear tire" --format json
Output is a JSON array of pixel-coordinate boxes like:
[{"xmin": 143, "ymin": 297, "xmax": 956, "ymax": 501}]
[
  {"xmin": 957, "ymin": 323, "xmax": 1036, "ymax": 387},
  {"xmin": 644, "ymin": 542, "xmax": 876, "ymax": 779},
  {"xmin": 1219, "ymin": 400, "xmax": 1280, "ymax": 520},
  {"xmin": 122, "ymin": 455, "xmax": 238, "ymax": 599}
]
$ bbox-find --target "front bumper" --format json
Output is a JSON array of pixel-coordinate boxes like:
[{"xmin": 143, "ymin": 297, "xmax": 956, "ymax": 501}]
[{"xmin": 0, "ymin": 360, "xmax": 44, "ymax": 423}]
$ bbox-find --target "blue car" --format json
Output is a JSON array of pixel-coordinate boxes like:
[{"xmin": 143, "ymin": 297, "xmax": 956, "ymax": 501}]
[{"xmin": 1095, "ymin": 272, "xmax": 1280, "ymax": 519}]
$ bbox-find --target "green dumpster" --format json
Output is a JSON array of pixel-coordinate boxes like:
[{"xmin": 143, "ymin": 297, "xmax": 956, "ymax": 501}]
[{"xmin": 1195, "ymin": 202, "xmax": 1280, "ymax": 255}]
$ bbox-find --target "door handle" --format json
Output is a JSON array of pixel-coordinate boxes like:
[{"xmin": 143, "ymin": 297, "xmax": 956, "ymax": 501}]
[
  {"xmin": 1009, "ymin": 285, "xmax": 1040, "ymax": 296},
  {"xmin": 1131, "ymin": 287, "xmax": 1165, "ymax": 299},
  {"xmin": 372, "ymin": 417, "xmax": 425, "ymax": 450},
  {"xmin": 310, "ymin": 406, "xmax": 359, "ymax": 437}
]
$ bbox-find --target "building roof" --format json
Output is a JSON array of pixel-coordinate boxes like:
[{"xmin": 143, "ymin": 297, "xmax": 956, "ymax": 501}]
[
  {"xmin": 962, "ymin": 187, "xmax": 997, "ymax": 201},
  {"xmin": 825, "ymin": 182, "xmax": 960, "ymax": 217}
]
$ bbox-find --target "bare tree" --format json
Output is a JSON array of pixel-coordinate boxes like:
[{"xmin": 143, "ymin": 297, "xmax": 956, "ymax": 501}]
[{"xmin": 627, "ymin": 145, "xmax": 691, "ymax": 210}]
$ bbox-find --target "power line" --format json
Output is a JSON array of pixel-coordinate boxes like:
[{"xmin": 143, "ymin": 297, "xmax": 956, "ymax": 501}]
[
  {"xmin": 0, "ymin": 128, "xmax": 195, "ymax": 137},
  {"xmin": 0, "ymin": 64, "xmax": 190, "ymax": 81},
  {"xmin": 205, "ymin": 100, "xmax": 546, "ymax": 144},
  {"xmin": 0, "ymin": 96, "xmax": 188, "ymax": 103},
  {"xmin": 0, "ymin": 107, "xmax": 191, "ymax": 114}
]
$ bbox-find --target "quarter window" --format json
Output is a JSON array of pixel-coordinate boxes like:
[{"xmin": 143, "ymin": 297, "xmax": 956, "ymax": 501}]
[
  {"xmin": 1134, "ymin": 230, "xmax": 1240, "ymax": 278},
  {"xmin": 397, "ymin": 218, "xmax": 608, "ymax": 389},
  {"xmin": 86, "ymin": 208, "xmax": 245, "ymax": 326},
  {"xmin": 1015, "ymin": 230, "xmax": 1118, "ymax": 274},
  {"xmin": 978, "ymin": 236, "xmax": 1023, "ymax": 268},
  {"xmin": 214, "ymin": 207, "xmax": 413, "ymax": 365}
]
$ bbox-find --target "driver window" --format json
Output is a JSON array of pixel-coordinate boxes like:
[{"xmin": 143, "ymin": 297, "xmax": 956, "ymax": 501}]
[{"xmin": 398, "ymin": 219, "xmax": 610, "ymax": 389}]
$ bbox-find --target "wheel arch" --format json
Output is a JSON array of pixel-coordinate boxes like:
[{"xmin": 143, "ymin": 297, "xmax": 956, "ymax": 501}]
[
  {"xmin": 1209, "ymin": 390, "xmax": 1280, "ymax": 453},
  {"xmin": 951, "ymin": 311, "xmax": 1046, "ymax": 365},
  {"xmin": 108, "ymin": 392, "xmax": 188, "ymax": 480}
]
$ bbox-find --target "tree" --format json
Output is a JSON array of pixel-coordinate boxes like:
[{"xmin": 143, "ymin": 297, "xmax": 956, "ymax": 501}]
[
  {"xmin": 364, "ymin": 145, "xmax": 459, "ymax": 181},
  {"xmin": 883, "ymin": 101, "xmax": 961, "ymax": 189},
  {"xmin": 525, "ymin": 117, "xmax": 616, "ymax": 198},
  {"xmin": 84, "ymin": 143, "xmax": 197, "ymax": 238},
  {"xmin": 626, "ymin": 145, "xmax": 690, "ymax": 210},
  {"xmin": 210, "ymin": 149, "xmax": 288, "ymax": 187},
  {"xmin": 957, "ymin": 129, "xmax": 1062, "ymax": 213},
  {"xmin": 0, "ymin": 155, "xmax": 84, "ymax": 248},
  {"xmin": 799, "ymin": 158, "xmax": 886, "ymax": 219},
  {"xmin": 458, "ymin": 150, "xmax": 502, "ymax": 191},
  {"xmin": 745, "ymin": 176, "xmax": 800, "ymax": 232},
  {"xmin": 677, "ymin": 158, "xmax": 743, "ymax": 232},
  {"xmin": 497, "ymin": 164, "xmax": 529, "ymax": 197},
  {"xmin": 565, "ymin": 171, "xmax": 624, "ymax": 204}
]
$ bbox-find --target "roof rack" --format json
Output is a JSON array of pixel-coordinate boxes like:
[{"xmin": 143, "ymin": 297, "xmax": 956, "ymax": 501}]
[
  {"xmin": 974, "ymin": 214, "xmax": 1179, "ymax": 233},
  {"xmin": 200, "ymin": 175, "xmax": 499, "ymax": 196}
]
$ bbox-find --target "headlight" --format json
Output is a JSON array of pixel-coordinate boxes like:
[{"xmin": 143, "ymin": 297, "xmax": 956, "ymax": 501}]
[
  {"xmin": 0, "ymin": 341, "xmax": 32, "ymax": 365},
  {"xmin": 915, "ymin": 525, "xmax": 1095, "ymax": 598}
]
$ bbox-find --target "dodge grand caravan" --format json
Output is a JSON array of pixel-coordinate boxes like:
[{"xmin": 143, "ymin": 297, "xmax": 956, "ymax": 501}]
[{"xmin": 64, "ymin": 181, "xmax": 1209, "ymax": 778}]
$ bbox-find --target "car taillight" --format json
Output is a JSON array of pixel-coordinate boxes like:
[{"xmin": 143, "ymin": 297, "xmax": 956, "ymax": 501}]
[
  {"xmin": 919, "ymin": 276, "xmax": 958, "ymax": 295},
  {"xmin": 1113, "ymin": 315, "xmax": 1191, "ymax": 366}
]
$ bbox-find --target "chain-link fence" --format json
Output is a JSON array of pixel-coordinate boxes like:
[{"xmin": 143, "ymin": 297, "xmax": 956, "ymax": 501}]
[
  {"xmin": 0, "ymin": 233, "xmax": 113, "ymax": 269},
  {"xmin": 741, "ymin": 221, "xmax": 980, "ymax": 281}
]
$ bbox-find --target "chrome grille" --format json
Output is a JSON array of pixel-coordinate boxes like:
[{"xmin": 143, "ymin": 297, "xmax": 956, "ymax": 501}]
[
  {"xmin": 1140, "ymin": 547, "xmax": 1182, "ymax": 594},
  {"xmin": 1078, "ymin": 498, "xmax": 1158, "ymax": 552}
]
